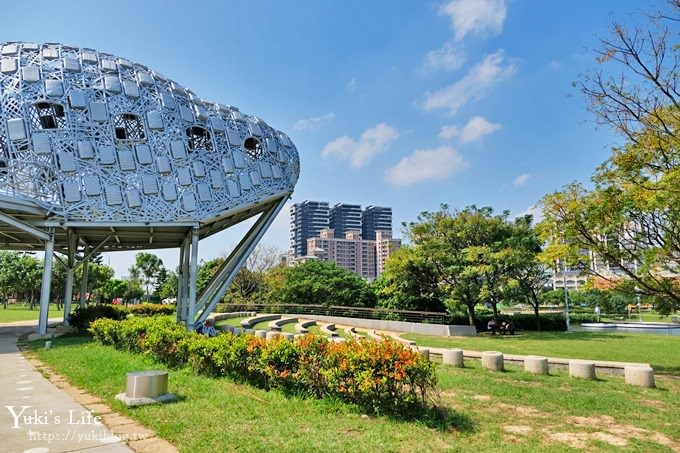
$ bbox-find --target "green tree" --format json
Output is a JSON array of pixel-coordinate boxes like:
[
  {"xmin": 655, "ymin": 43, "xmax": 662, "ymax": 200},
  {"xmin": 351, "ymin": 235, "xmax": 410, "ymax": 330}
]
[
  {"xmin": 373, "ymin": 247, "xmax": 444, "ymax": 312},
  {"xmin": 266, "ymin": 260, "xmax": 375, "ymax": 307},
  {"xmin": 540, "ymin": 1, "xmax": 680, "ymax": 313},
  {"xmin": 158, "ymin": 270, "xmax": 178, "ymax": 301},
  {"xmin": 406, "ymin": 205, "xmax": 517, "ymax": 326},
  {"xmin": 98, "ymin": 278, "xmax": 127, "ymax": 304},
  {"xmin": 506, "ymin": 215, "xmax": 551, "ymax": 330},
  {"xmin": 129, "ymin": 252, "xmax": 165, "ymax": 301}
]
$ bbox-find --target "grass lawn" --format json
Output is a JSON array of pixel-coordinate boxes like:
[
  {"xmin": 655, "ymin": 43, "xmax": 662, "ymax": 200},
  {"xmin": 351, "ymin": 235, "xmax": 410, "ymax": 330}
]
[
  {"xmin": 403, "ymin": 331, "xmax": 680, "ymax": 375},
  {"xmin": 214, "ymin": 317, "xmax": 247, "ymax": 328},
  {"xmin": 24, "ymin": 335, "xmax": 680, "ymax": 452},
  {"xmin": 0, "ymin": 303, "xmax": 68, "ymax": 323}
]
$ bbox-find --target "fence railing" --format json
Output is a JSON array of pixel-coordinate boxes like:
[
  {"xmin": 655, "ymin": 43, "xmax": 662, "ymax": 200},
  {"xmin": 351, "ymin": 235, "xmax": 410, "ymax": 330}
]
[{"xmin": 216, "ymin": 303, "xmax": 451, "ymax": 325}]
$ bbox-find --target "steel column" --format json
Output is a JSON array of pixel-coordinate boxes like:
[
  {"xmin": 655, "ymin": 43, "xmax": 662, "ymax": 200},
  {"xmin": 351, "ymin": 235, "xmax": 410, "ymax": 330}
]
[{"xmin": 38, "ymin": 229, "xmax": 55, "ymax": 335}]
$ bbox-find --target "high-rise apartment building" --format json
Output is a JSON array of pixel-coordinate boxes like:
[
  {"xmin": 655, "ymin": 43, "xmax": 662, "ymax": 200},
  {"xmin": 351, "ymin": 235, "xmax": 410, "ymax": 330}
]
[
  {"xmin": 330, "ymin": 203, "xmax": 363, "ymax": 238},
  {"xmin": 306, "ymin": 229, "xmax": 401, "ymax": 281},
  {"xmin": 289, "ymin": 200, "xmax": 329, "ymax": 257},
  {"xmin": 290, "ymin": 201, "xmax": 398, "ymax": 278},
  {"xmin": 362, "ymin": 206, "xmax": 392, "ymax": 241}
]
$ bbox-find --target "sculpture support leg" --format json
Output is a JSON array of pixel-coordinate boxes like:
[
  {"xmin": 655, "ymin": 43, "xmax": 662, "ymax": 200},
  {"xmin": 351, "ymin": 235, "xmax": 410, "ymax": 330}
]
[{"xmin": 38, "ymin": 230, "xmax": 55, "ymax": 335}]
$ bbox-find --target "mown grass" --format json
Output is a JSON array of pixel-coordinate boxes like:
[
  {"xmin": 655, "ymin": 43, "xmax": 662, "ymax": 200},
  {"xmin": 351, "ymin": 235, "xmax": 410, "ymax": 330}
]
[
  {"xmin": 0, "ymin": 303, "xmax": 70, "ymax": 323},
  {"xmin": 24, "ymin": 334, "xmax": 680, "ymax": 452},
  {"xmin": 403, "ymin": 331, "xmax": 680, "ymax": 375}
]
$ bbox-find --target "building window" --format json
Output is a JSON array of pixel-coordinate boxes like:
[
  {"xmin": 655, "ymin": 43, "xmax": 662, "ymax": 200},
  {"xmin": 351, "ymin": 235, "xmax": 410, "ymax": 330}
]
[
  {"xmin": 29, "ymin": 102, "xmax": 67, "ymax": 130},
  {"xmin": 244, "ymin": 136, "xmax": 262, "ymax": 159},
  {"xmin": 114, "ymin": 114, "xmax": 145, "ymax": 141},
  {"xmin": 186, "ymin": 126, "xmax": 212, "ymax": 151}
]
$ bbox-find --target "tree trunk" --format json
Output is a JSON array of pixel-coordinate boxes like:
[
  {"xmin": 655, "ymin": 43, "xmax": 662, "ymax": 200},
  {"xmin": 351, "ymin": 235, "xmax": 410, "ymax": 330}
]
[
  {"xmin": 467, "ymin": 302, "xmax": 476, "ymax": 326},
  {"xmin": 533, "ymin": 299, "xmax": 541, "ymax": 332}
]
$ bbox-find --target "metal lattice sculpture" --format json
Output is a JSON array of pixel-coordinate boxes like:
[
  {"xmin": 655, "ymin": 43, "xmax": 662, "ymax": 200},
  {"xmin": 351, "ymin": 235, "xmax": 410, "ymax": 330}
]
[
  {"xmin": 0, "ymin": 41, "xmax": 299, "ymax": 224},
  {"xmin": 0, "ymin": 41, "xmax": 300, "ymax": 333}
]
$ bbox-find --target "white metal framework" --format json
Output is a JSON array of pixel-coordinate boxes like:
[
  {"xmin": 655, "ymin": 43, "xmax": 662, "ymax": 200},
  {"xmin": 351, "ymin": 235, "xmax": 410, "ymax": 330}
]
[{"xmin": 0, "ymin": 42, "xmax": 299, "ymax": 333}]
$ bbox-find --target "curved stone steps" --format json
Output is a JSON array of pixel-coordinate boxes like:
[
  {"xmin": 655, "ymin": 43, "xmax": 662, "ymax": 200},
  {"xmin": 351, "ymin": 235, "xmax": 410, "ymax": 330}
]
[
  {"xmin": 268, "ymin": 317, "xmax": 298, "ymax": 332},
  {"xmin": 295, "ymin": 319, "xmax": 317, "ymax": 334},
  {"xmin": 320, "ymin": 323, "xmax": 339, "ymax": 337},
  {"xmin": 240, "ymin": 314, "xmax": 280, "ymax": 329}
]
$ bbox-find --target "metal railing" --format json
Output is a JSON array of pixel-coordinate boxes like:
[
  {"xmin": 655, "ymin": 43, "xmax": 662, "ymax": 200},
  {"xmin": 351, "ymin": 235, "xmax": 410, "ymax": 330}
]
[{"xmin": 216, "ymin": 303, "xmax": 451, "ymax": 325}]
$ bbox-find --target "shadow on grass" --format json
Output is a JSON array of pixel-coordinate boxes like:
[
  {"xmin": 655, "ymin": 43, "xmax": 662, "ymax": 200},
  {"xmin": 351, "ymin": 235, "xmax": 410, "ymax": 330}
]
[{"xmin": 401, "ymin": 404, "xmax": 475, "ymax": 432}]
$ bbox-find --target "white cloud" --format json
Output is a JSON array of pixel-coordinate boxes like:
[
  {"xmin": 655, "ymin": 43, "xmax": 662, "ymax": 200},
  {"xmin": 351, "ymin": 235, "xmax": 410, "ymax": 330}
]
[
  {"xmin": 513, "ymin": 173, "xmax": 531, "ymax": 187},
  {"xmin": 422, "ymin": 50, "xmax": 516, "ymax": 115},
  {"xmin": 513, "ymin": 204, "xmax": 543, "ymax": 223},
  {"xmin": 439, "ymin": 116, "xmax": 500, "ymax": 143},
  {"xmin": 347, "ymin": 78, "xmax": 357, "ymax": 91},
  {"xmin": 440, "ymin": 0, "xmax": 507, "ymax": 42},
  {"xmin": 460, "ymin": 116, "xmax": 501, "ymax": 143},
  {"xmin": 292, "ymin": 113, "xmax": 335, "ymax": 131},
  {"xmin": 321, "ymin": 123, "xmax": 400, "ymax": 169},
  {"xmin": 439, "ymin": 124, "xmax": 460, "ymax": 140},
  {"xmin": 423, "ymin": 42, "xmax": 465, "ymax": 73},
  {"xmin": 385, "ymin": 146, "xmax": 470, "ymax": 186}
]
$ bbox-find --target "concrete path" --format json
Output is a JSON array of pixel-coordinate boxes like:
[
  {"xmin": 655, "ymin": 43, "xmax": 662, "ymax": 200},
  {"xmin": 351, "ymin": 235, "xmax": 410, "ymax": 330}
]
[{"xmin": 0, "ymin": 320, "xmax": 134, "ymax": 453}]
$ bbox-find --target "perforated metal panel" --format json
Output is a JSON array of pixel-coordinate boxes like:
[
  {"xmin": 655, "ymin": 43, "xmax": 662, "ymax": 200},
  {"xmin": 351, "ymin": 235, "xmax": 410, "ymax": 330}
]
[{"xmin": 0, "ymin": 41, "xmax": 299, "ymax": 224}]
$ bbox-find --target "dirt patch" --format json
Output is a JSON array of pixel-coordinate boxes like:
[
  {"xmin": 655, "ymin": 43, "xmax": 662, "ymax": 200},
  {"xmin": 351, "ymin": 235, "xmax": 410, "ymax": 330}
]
[
  {"xmin": 543, "ymin": 415, "xmax": 680, "ymax": 451},
  {"xmin": 549, "ymin": 432, "xmax": 590, "ymax": 449},
  {"xmin": 503, "ymin": 425, "xmax": 532, "ymax": 435},
  {"xmin": 496, "ymin": 403, "xmax": 547, "ymax": 418},
  {"xmin": 471, "ymin": 394, "xmax": 491, "ymax": 401}
]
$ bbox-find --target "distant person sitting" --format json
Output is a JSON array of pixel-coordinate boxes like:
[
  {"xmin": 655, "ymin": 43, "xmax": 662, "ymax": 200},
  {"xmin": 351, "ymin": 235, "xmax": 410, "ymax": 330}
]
[
  {"xmin": 500, "ymin": 320, "xmax": 515, "ymax": 335},
  {"xmin": 487, "ymin": 319, "xmax": 498, "ymax": 335},
  {"xmin": 200, "ymin": 319, "xmax": 217, "ymax": 337}
]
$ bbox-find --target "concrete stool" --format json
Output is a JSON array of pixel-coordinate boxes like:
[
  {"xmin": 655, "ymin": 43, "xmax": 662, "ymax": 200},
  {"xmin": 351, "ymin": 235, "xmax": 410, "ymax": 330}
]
[
  {"xmin": 244, "ymin": 328, "xmax": 254, "ymax": 335},
  {"xmin": 569, "ymin": 360, "xmax": 596, "ymax": 380},
  {"xmin": 282, "ymin": 333, "xmax": 294, "ymax": 341},
  {"xmin": 481, "ymin": 351, "xmax": 504, "ymax": 371},
  {"xmin": 115, "ymin": 370, "xmax": 176, "ymax": 407},
  {"xmin": 219, "ymin": 325, "xmax": 234, "ymax": 333},
  {"xmin": 625, "ymin": 366, "xmax": 655, "ymax": 388},
  {"xmin": 255, "ymin": 330, "xmax": 267, "ymax": 339},
  {"xmin": 443, "ymin": 349, "xmax": 464, "ymax": 367},
  {"xmin": 419, "ymin": 348, "xmax": 430, "ymax": 361},
  {"xmin": 232, "ymin": 327, "xmax": 242, "ymax": 335},
  {"xmin": 524, "ymin": 356, "xmax": 549, "ymax": 375},
  {"xmin": 266, "ymin": 331, "xmax": 280, "ymax": 341}
]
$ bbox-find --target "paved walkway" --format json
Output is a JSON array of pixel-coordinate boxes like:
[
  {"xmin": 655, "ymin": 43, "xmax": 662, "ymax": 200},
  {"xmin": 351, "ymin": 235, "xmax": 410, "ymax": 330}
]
[{"xmin": 0, "ymin": 319, "xmax": 134, "ymax": 453}]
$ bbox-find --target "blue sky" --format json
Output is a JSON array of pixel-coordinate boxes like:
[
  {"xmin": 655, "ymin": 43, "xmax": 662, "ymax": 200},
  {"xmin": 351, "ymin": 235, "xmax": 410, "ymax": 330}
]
[{"xmin": 0, "ymin": 0, "xmax": 663, "ymax": 276}]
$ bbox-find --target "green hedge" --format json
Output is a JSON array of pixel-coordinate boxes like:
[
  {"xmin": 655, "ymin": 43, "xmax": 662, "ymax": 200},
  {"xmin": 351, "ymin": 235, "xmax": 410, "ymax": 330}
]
[
  {"xmin": 69, "ymin": 303, "xmax": 174, "ymax": 332},
  {"xmin": 89, "ymin": 317, "xmax": 437, "ymax": 416}
]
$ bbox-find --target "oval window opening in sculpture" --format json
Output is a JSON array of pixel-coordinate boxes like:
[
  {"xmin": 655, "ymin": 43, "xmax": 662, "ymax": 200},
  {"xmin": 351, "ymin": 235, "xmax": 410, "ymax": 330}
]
[
  {"xmin": 186, "ymin": 126, "xmax": 213, "ymax": 152},
  {"xmin": 29, "ymin": 102, "xmax": 67, "ymax": 130},
  {"xmin": 244, "ymin": 136, "xmax": 262, "ymax": 159},
  {"xmin": 114, "ymin": 113, "xmax": 146, "ymax": 142}
]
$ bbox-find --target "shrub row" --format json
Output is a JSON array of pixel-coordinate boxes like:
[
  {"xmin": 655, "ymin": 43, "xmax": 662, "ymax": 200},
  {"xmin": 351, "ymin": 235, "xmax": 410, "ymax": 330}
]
[
  {"xmin": 89, "ymin": 316, "xmax": 437, "ymax": 416},
  {"xmin": 69, "ymin": 303, "xmax": 174, "ymax": 332}
]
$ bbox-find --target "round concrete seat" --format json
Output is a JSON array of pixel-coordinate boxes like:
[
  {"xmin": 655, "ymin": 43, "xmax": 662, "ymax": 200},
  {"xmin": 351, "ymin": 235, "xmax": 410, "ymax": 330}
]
[
  {"xmin": 524, "ymin": 356, "xmax": 549, "ymax": 375},
  {"xmin": 282, "ymin": 333, "xmax": 295, "ymax": 341},
  {"xmin": 418, "ymin": 348, "xmax": 430, "ymax": 361},
  {"xmin": 232, "ymin": 327, "xmax": 242, "ymax": 335},
  {"xmin": 255, "ymin": 330, "xmax": 267, "ymax": 339},
  {"xmin": 125, "ymin": 370, "xmax": 168, "ymax": 399},
  {"xmin": 481, "ymin": 351, "xmax": 504, "ymax": 371},
  {"xmin": 624, "ymin": 366, "xmax": 655, "ymax": 388},
  {"xmin": 443, "ymin": 349, "xmax": 464, "ymax": 367},
  {"xmin": 265, "ymin": 331, "xmax": 280, "ymax": 341},
  {"xmin": 569, "ymin": 360, "xmax": 596, "ymax": 380}
]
